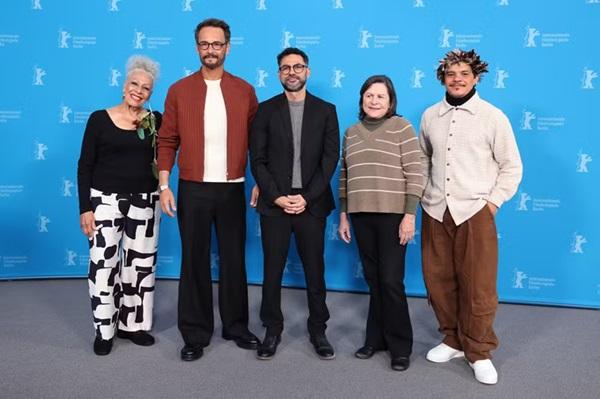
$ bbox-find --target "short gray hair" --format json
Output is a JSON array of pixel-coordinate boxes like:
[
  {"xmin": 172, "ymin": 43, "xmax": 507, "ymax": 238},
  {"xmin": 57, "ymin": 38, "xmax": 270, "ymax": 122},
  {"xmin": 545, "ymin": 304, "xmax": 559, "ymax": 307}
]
[{"xmin": 126, "ymin": 55, "xmax": 160, "ymax": 81}]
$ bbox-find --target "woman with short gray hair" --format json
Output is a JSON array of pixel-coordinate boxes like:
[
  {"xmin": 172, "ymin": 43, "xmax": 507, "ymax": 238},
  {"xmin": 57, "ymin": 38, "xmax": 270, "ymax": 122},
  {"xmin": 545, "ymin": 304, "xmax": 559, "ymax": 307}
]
[{"xmin": 77, "ymin": 55, "xmax": 162, "ymax": 356}]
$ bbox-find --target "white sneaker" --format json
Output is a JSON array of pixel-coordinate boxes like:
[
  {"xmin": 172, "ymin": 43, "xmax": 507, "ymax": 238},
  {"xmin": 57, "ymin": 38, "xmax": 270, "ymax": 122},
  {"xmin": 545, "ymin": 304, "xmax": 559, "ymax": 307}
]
[
  {"xmin": 426, "ymin": 343, "xmax": 465, "ymax": 363},
  {"xmin": 469, "ymin": 359, "xmax": 498, "ymax": 385}
]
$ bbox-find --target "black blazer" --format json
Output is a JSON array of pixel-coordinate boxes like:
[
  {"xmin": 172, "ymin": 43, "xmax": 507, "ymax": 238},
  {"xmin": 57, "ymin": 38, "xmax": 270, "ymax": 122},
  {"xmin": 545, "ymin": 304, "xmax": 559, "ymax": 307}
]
[{"xmin": 250, "ymin": 92, "xmax": 340, "ymax": 217}]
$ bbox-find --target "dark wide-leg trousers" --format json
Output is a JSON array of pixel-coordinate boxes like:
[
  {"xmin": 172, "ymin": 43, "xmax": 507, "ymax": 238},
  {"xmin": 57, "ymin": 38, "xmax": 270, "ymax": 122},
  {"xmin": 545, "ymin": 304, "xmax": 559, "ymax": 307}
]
[
  {"xmin": 351, "ymin": 212, "xmax": 413, "ymax": 358},
  {"xmin": 421, "ymin": 206, "xmax": 499, "ymax": 362},
  {"xmin": 259, "ymin": 211, "xmax": 330, "ymax": 336},
  {"xmin": 177, "ymin": 180, "xmax": 250, "ymax": 347}
]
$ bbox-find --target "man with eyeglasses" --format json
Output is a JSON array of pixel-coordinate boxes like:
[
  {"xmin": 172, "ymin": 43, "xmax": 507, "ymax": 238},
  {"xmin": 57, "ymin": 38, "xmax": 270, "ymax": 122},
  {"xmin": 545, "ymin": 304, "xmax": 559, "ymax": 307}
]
[
  {"xmin": 249, "ymin": 47, "xmax": 340, "ymax": 360},
  {"xmin": 157, "ymin": 18, "xmax": 260, "ymax": 361}
]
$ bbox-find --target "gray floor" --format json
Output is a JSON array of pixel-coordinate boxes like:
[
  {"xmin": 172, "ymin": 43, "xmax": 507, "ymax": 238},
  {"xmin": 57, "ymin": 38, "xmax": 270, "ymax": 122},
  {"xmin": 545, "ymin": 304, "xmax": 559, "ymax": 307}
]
[{"xmin": 0, "ymin": 279, "xmax": 598, "ymax": 399}]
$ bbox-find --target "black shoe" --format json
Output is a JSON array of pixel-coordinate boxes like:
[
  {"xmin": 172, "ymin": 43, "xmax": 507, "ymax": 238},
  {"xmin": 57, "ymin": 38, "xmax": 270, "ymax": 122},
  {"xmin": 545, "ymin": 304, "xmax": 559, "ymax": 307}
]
[
  {"xmin": 355, "ymin": 345, "xmax": 376, "ymax": 360},
  {"xmin": 93, "ymin": 337, "xmax": 113, "ymax": 356},
  {"xmin": 310, "ymin": 333, "xmax": 335, "ymax": 360},
  {"xmin": 256, "ymin": 334, "xmax": 281, "ymax": 360},
  {"xmin": 117, "ymin": 330, "xmax": 155, "ymax": 346},
  {"xmin": 391, "ymin": 356, "xmax": 410, "ymax": 371},
  {"xmin": 180, "ymin": 344, "xmax": 204, "ymax": 361},
  {"xmin": 222, "ymin": 330, "xmax": 260, "ymax": 350}
]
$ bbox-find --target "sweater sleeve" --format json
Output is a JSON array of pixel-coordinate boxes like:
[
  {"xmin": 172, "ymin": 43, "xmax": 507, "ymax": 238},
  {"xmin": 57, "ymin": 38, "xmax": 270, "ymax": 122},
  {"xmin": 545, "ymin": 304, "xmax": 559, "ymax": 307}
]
[
  {"xmin": 77, "ymin": 111, "xmax": 101, "ymax": 214},
  {"xmin": 157, "ymin": 86, "xmax": 180, "ymax": 173},
  {"xmin": 338, "ymin": 130, "xmax": 348, "ymax": 213},
  {"xmin": 487, "ymin": 110, "xmax": 523, "ymax": 207}
]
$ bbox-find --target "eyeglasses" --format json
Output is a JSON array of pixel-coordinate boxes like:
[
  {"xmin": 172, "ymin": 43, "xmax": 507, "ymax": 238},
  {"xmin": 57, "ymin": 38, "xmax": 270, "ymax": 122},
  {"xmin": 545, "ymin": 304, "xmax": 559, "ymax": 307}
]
[
  {"xmin": 197, "ymin": 41, "xmax": 227, "ymax": 50},
  {"xmin": 278, "ymin": 63, "xmax": 307, "ymax": 75}
]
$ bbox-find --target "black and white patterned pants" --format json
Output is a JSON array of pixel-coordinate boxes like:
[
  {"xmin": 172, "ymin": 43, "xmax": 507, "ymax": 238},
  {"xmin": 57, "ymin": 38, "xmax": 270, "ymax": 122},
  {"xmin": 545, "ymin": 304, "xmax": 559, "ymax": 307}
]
[{"xmin": 88, "ymin": 189, "xmax": 160, "ymax": 339}]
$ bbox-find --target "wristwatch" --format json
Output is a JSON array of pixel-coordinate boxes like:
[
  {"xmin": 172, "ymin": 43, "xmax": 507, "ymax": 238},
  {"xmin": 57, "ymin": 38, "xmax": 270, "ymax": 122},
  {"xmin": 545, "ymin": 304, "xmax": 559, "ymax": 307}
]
[{"xmin": 159, "ymin": 184, "xmax": 169, "ymax": 193}]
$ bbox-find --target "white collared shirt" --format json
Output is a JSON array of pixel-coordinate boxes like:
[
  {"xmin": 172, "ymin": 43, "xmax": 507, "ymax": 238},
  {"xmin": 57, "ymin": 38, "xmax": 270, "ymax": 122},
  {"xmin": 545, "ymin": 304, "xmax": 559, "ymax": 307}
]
[{"xmin": 419, "ymin": 92, "xmax": 522, "ymax": 225}]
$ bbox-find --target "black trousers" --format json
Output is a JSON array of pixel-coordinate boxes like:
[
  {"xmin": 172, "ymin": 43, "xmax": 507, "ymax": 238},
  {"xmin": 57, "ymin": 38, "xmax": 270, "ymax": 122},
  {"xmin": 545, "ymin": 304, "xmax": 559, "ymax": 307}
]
[
  {"xmin": 259, "ymin": 211, "xmax": 330, "ymax": 336},
  {"xmin": 351, "ymin": 212, "xmax": 413, "ymax": 358},
  {"xmin": 177, "ymin": 180, "xmax": 250, "ymax": 346}
]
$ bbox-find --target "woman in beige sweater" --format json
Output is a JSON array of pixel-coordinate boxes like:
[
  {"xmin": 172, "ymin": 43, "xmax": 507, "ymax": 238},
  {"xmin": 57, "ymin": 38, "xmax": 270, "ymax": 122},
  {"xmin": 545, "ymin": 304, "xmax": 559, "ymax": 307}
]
[{"xmin": 338, "ymin": 75, "xmax": 424, "ymax": 371}]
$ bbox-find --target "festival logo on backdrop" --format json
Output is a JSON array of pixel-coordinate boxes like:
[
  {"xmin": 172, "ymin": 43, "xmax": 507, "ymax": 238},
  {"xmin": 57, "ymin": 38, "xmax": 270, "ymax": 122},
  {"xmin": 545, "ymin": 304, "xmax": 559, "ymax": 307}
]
[
  {"xmin": 519, "ymin": 108, "xmax": 565, "ymax": 131},
  {"xmin": 570, "ymin": 233, "xmax": 587, "ymax": 254},
  {"xmin": 34, "ymin": 141, "xmax": 48, "ymax": 160},
  {"xmin": 109, "ymin": 68, "xmax": 122, "ymax": 87},
  {"xmin": 576, "ymin": 150, "xmax": 592, "ymax": 173},
  {"xmin": 331, "ymin": 68, "xmax": 345, "ymax": 88},
  {"xmin": 33, "ymin": 66, "xmax": 46, "ymax": 86},
  {"xmin": 62, "ymin": 178, "xmax": 74, "ymax": 197},
  {"xmin": 38, "ymin": 213, "xmax": 50, "ymax": 233},
  {"xmin": 58, "ymin": 28, "xmax": 96, "ymax": 48},
  {"xmin": 108, "ymin": 0, "xmax": 121, "ymax": 12},
  {"xmin": 255, "ymin": 68, "xmax": 269, "ymax": 88},
  {"xmin": 493, "ymin": 68, "xmax": 509, "ymax": 89},
  {"xmin": 438, "ymin": 26, "xmax": 482, "ymax": 48},
  {"xmin": 523, "ymin": 25, "xmax": 570, "ymax": 48},
  {"xmin": 256, "ymin": 0, "xmax": 267, "ymax": 11},
  {"xmin": 332, "ymin": 0, "xmax": 344, "ymax": 9},
  {"xmin": 581, "ymin": 67, "xmax": 598, "ymax": 89},
  {"xmin": 281, "ymin": 29, "xmax": 320, "ymax": 49},
  {"xmin": 515, "ymin": 190, "xmax": 560, "ymax": 212},
  {"xmin": 182, "ymin": 0, "xmax": 194, "ymax": 12},
  {"xmin": 410, "ymin": 68, "xmax": 425, "ymax": 89},
  {"xmin": 358, "ymin": 27, "xmax": 399, "ymax": 49}
]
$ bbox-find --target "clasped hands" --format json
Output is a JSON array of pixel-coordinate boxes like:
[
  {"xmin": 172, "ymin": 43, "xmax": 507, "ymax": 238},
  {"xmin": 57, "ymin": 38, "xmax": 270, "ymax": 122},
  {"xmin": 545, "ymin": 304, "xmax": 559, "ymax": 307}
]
[{"xmin": 274, "ymin": 194, "xmax": 307, "ymax": 214}]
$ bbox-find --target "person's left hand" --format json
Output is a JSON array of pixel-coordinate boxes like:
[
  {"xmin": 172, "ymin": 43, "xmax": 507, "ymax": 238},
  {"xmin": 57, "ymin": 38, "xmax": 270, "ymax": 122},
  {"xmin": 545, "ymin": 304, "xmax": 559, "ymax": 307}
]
[
  {"xmin": 487, "ymin": 201, "xmax": 498, "ymax": 216},
  {"xmin": 399, "ymin": 214, "xmax": 416, "ymax": 245},
  {"xmin": 286, "ymin": 194, "xmax": 306, "ymax": 214}
]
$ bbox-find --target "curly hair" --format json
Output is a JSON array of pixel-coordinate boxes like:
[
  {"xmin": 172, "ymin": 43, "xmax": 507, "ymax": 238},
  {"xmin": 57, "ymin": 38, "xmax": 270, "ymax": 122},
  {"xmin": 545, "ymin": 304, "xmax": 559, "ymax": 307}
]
[
  {"xmin": 126, "ymin": 55, "xmax": 160, "ymax": 81},
  {"xmin": 436, "ymin": 49, "xmax": 489, "ymax": 83}
]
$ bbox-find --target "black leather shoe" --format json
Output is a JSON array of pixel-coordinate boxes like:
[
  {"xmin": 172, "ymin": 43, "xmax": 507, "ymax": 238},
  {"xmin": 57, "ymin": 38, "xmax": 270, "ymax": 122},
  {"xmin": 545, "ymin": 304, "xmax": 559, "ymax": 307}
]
[
  {"xmin": 93, "ymin": 337, "xmax": 113, "ymax": 356},
  {"xmin": 180, "ymin": 344, "xmax": 204, "ymax": 361},
  {"xmin": 256, "ymin": 334, "xmax": 281, "ymax": 360},
  {"xmin": 355, "ymin": 345, "xmax": 376, "ymax": 359},
  {"xmin": 310, "ymin": 333, "xmax": 335, "ymax": 360},
  {"xmin": 117, "ymin": 330, "xmax": 155, "ymax": 346},
  {"xmin": 223, "ymin": 330, "xmax": 260, "ymax": 350},
  {"xmin": 391, "ymin": 356, "xmax": 410, "ymax": 371}
]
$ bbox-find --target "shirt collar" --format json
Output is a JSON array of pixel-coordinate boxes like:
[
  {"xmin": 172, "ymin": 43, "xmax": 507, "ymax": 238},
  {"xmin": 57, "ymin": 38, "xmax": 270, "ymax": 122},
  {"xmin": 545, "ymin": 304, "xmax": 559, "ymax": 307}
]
[{"xmin": 438, "ymin": 92, "xmax": 480, "ymax": 116}]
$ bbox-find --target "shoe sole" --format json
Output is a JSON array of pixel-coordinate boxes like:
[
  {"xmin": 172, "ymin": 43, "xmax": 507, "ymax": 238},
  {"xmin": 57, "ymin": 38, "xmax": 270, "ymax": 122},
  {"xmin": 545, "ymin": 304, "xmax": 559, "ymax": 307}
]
[
  {"xmin": 116, "ymin": 331, "xmax": 155, "ymax": 346},
  {"xmin": 317, "ymin": 353, "xmax": 336, "ymax": 360},
  {"xmin": 222, "ymin": 335, "xmax": 259, "ymax": 350},
  {"xmin": 426, "ymin": 351, "xmax": 465, "ymax": 363},
  {"xmin": 256, "ymin": 354, "xmax": 275, "ymax": 360},
  {"xmin": 468, "ymin": 362, "xmax": 498, "ymax": 385}
]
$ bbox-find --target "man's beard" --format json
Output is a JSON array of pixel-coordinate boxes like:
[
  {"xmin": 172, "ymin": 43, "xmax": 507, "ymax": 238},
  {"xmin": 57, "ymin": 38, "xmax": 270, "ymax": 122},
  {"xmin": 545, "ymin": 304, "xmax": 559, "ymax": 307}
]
[
  {"xmin": 201, "ymin": 53, "xmax": 226, "ymax": 70},
  {"xmin": 281, "ymin": 76, "xmax": 306, "ymax": 92}
]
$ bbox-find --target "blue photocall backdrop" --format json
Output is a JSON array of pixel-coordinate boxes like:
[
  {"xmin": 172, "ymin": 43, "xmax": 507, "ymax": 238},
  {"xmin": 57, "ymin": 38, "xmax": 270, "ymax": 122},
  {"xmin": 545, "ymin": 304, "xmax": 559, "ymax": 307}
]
[{"xmin": 1, "ymin": 0, "xmax": 598, "ymax": 308}]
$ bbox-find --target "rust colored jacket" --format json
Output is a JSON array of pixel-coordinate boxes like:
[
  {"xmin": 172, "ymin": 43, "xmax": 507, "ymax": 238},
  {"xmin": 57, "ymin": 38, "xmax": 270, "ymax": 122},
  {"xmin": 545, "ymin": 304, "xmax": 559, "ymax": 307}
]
[{"xmin": 157, "ymin": 70, "xmax": 258, "ymax": 181}]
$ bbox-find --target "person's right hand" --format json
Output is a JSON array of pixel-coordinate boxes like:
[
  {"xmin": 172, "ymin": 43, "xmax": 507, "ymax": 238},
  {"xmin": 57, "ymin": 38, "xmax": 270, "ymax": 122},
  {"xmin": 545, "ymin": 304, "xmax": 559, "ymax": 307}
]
[
  {"xmin": 274, "ymin": 196, "xmax": 297, "ymax": 214},
  {"xmin": 338, "ymin": 213, "xmax": 352, "ymax": 243},
  {"xmin": 80, "ymin": 211, "xmax": 97, "ymax": 238},
  {"xmin": 160, "ymin": 188, "xmax": 177, "ymax": 217}
]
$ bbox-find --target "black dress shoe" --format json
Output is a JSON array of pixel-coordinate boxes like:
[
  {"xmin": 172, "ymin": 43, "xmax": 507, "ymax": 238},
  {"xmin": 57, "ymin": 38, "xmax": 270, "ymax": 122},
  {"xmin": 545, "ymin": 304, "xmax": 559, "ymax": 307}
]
[
  {"xmin": 256, "ymin": 334, "xmax": 281, "ymax": 360},
  {"xmin": 93, "ymin": 337, "xmax": 113, "ymax": 356},
  {"xmin": 222, "ymin": 330, "xmax": 260, "ymax": 350},
  {"xmin": 391, "ymin": 356, "xmax": 410, "ymax": 371},
  {"xmin": 117, "ymin": 330, "xmax": 155, "ymax": 346},
  {"xmin": 310, "ymin": 333, "xmax": 335, "ymax": 360},
  {"xmin": 355, "ymin": 345, "xmax": 376, "ymax": 359},
  {"xmin": 180, "ymin": 344, "xmax": 204, "ymax": 361}
]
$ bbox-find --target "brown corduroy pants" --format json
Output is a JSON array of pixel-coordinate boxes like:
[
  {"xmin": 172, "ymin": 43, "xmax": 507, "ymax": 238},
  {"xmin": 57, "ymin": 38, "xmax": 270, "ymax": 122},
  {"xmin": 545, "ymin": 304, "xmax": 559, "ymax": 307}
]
[{"xmin": 421, "ymin": 206, "xmax": 499, "ymax": 362}]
